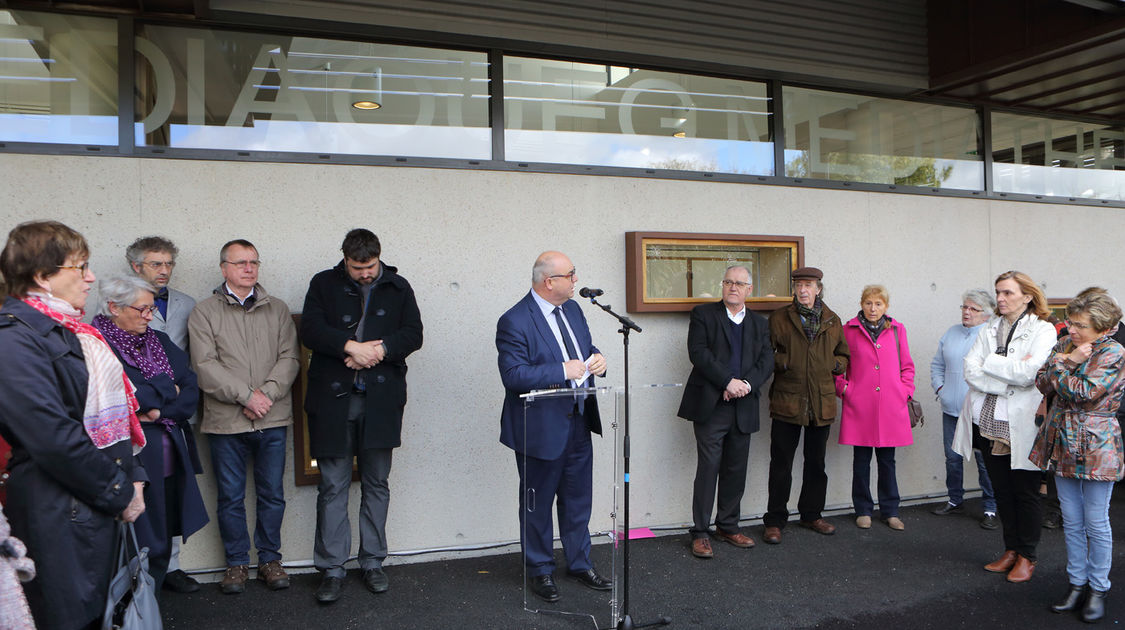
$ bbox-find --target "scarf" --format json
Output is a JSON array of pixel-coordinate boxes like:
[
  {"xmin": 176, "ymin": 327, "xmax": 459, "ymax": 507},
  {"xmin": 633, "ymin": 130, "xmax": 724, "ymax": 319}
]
[
  {"xmin": 859, "ymin": 312, "xmax": 888, "ymax": 343},
  {"xmin": 92, "ymin": 314, "xmax": 174, "ymax": 381},
  {"xmin": 795, "ymin": 296, "xmax": 823, "ymax": 342},
  {"xmin": 22, "ymin": 294, "xmax": 145, "ymax": 453},
  {"xmin": 978, "ymin": 309, "xmax": 1029, "ymax": 455}
]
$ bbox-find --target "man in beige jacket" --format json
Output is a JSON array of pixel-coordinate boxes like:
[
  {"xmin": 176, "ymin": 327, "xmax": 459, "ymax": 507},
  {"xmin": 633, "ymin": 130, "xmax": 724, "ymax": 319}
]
[{"xmin": 188, "ymin": 239, "xmax": 299, "ymax": 595}]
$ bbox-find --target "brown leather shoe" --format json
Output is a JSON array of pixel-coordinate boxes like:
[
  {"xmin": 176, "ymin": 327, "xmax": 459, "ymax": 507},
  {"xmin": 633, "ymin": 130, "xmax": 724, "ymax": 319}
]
[
  {"xmin": 1006, "ymin": 555, "xmax": 1036, "ymax": 583},
  {"xmin": 713, "ymin": 529, "xmax": 755, "ymax": 548},
  {"xmin": 798, "ymin": 518, "xmax": 836, "ymax": 535},
  {"xmin": 984, "ymin": 550, "xmax": 1019, "ymax": 573},
  {"xmin": 691, "ymin": 537, "xmax": 714, "ymax": 558},
  {"xmin": 220, "ymin": 565, "xmax": 249, "ymax": 595},
  {"xmin": 763, "ymin": 526, "xmax": 782, "ymax": 545},
  {"xmin": 257, "ymin": 560, "xmax": 290, "ymax": 590}
]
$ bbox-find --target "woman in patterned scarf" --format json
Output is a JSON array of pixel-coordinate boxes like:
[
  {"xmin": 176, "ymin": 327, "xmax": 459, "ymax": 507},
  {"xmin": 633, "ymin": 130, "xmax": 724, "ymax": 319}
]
[
  {"xmin": 1031, "ymin": 289, "xmax": 1125, "ymax": 623},
  {"xmin": 93, "ymin": 275, "xmax": 208, "ymax": 594},
  {"xmin": 952, "ymin": 270, "xmax": 1056, "ymax": 585},
  {"xmin": 0, "ymin": 221, "xmax": 147, "ymax": 630}
]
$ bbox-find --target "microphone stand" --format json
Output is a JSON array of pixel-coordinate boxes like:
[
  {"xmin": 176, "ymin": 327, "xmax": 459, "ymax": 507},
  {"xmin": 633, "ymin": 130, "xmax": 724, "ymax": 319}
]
[{"xmin": 587, "ymin": 296, "xmax": 671, "ymax": 630}]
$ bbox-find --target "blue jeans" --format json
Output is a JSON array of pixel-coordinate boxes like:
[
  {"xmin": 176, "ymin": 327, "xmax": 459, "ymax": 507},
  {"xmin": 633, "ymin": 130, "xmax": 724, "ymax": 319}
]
[
  {"xmin": 208, "ymin": 427, "xmax": 287, "ymax": 566},
  {"xmin": 1056, "ymin": 476, "xmax": 1115, "ymax": 591},
  {"xmin": 942, "ymin": 413, "xmax": 996, "ymax": 512},
  {"xmin": 852, "ymin": 446, "xmax": 899, "ymax": 518}
]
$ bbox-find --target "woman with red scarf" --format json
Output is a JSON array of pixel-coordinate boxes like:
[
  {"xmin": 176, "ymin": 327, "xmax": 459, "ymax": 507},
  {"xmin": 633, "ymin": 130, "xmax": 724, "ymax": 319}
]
[
  {"xmin": 0, "ymin": 221, "xmax": 147, "ymax": 630},
  {"xmin": 93, "ymin": 275, "xmax": 208, "ymax": 594}
]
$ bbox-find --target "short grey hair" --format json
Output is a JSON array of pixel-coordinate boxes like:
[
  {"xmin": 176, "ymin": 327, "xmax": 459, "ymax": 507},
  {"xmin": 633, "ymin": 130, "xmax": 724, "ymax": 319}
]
[
  {"xmin": 532, "ymin": 257, "xmax": 551, "ymax": 285},
  {"xmin": 962, "ymin": 288, "xmax": 996, "ymax": 312},
  {"xmin": 126, "ymin": 236, "xmax": 178, "ymax": 266},
  {"xmin": 725, "ymin": 265, "xmax": 752, "ymax": 282},
  {"xmin": 97, "ymin": 275, "xmax": 156, "ymax": 316}
]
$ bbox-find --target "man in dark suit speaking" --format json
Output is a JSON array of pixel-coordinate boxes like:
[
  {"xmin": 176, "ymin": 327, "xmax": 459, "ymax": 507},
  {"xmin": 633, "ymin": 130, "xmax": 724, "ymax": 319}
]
[
  {"xmin": 496, "ymin": 250, "xmax": 611, "ymax": 603},
  {"xmin": 677, "ymin": 265, "xmax": 774, "ymax": 559}
]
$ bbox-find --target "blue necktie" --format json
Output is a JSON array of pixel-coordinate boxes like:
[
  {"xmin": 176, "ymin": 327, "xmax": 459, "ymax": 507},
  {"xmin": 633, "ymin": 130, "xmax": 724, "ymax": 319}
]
[{"xmin": 553, "ymin": 307, "xmax": 579, "ymax": 361}]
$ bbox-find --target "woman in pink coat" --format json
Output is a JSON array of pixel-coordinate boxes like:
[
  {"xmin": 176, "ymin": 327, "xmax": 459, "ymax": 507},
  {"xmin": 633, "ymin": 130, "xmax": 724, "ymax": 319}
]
[{"xmin": 835, "ymin": 285, "xmax": 915, "ymax": 531}]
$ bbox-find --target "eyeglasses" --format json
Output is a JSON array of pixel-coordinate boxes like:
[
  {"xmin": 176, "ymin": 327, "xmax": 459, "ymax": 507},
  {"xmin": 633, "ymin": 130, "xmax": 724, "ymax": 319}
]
[
  {"xmin": 959, "ymin": 304, "xmax": 984, "ymax": 313},
  {"xmin": 721, "ymin": 280, "xmax": 751, "ymax": 289},
  {"xmin": 124, "ymin": 304, "xmax": 158, "ymax": 316},
  {"xmin": 1066, "ymin": 319, "xmax": 1093, "ymax": 331},
  {"xmin": 222, "ymin": 259, "xmax": 261, "ymax": 269},
  {"xmin": 141, "ymin": 261, "xmax": 175, "ymax": 270},
  {"xmin": 57, "ymin": 262, "xmax": 90, "ymax": 274},
  {"xmin": 548, "ymin": 268, "xmax": 577, "ymax": 281}
]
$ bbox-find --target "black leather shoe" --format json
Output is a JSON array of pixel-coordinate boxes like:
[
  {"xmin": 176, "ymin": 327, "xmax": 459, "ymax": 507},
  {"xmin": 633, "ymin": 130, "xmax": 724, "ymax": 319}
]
[
  {"xmin": 162, "ymin": 569, "xmax": 200, "ymax": 594},
  {"xmin": 980, "ymin": 513, "xmax": 999, "ymax": 530},
  {"xmin": 1083, "ymin": 588, "xmax": 1107, "ymax": 623},
  {"xmin": 363, "ymin": 568, "xmax": 389, "ymax": 594},
  {"xmin": 316, "ymin": 576, "xmax": 343, "ymax": 604},
  {"xmin": 931, "ymin": 502, "xmax": 964, "ymax": 516},
  {"xmin": 529, "ymin": 574, "xmax": 560, "ymax": 603},
  {"xmin": 1051, "ymin": 584, "xmax": 1087, "ymax": 614},
  {"xmin": 568, "ymin": 568, "xmax": 612, "ymax": 591}
]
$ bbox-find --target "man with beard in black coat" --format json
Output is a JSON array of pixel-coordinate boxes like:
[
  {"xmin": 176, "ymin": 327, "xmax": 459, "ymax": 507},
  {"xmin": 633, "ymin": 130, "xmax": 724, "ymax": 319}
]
[{"xmin": 299, "ymin": 229, "xmax": 423, "ymax": 604}]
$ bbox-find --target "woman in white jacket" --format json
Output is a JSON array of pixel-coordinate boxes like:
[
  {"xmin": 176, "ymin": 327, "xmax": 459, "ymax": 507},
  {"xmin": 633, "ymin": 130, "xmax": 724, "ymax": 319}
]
[{"xmin": 953, "ymin": 271, "xmax": 1057, "ymax": 584}]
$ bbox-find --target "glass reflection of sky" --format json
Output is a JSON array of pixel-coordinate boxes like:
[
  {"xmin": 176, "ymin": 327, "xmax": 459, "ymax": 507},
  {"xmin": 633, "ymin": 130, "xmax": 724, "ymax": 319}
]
[
  {"xmin": 506, "ymin": 129, "xmax": 773, "ymax": 175},
  {"xmin": 0, "ymin": 114, "xmax": 117, "ymax": 145},
  {"xmin": 135, "ymin": 120, "xmax": 490, "ymax": 159},
  {"xmin": 994, "ymin": 163, "xmax": 1125, "ymax": 201}
]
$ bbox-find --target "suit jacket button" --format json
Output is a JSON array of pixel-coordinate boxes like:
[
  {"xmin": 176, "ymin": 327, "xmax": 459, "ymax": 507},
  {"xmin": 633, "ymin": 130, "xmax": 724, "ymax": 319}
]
[
  {"xmin": 376, "ymin": 375, "xmax": 386, "ymax": 383},
  {"xmin": 874, "ymin": 365, "xmax": 879, "ymax": 370},
  {"xmin": 875, "ymin": 386, "xmax": 880, "ymax": 391}
]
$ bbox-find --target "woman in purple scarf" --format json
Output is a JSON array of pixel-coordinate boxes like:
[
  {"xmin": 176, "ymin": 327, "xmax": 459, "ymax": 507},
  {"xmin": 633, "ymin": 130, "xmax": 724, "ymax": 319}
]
[{"xmin": 93, "ymin": 275, "xmax": 208, "ymax": 593}]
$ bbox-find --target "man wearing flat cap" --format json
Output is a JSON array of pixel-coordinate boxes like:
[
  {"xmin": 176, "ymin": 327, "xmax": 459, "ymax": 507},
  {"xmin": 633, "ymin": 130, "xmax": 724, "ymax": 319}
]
[{"xmin": 762, "ymin": 267, "xmax": 849, "ymax": 544}]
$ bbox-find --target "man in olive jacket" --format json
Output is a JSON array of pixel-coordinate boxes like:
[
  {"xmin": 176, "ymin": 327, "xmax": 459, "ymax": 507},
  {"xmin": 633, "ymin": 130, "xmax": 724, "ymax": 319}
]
[
  {"xmin": 762, "ymin": 266, "xmax": 849, "ymax": 544},
  {"xmin": 299, "ymin": 229, "xmax": 423, "ymax": 604}
]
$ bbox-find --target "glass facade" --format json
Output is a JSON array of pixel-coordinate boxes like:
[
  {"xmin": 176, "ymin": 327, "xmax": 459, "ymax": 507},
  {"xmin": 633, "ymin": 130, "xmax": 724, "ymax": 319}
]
[
  {"xmin": 992, "ymin": 112, "xmax": 1125, "ymax": 201},
  {"xmin": 134, "ymin": 25, "xmax": 490, "ymax": 158},
  {"xmin": 784, "ymin": 87, "xmax": 983, "ymax": 190},
  {"xmin": 0, "ymin": 11, "xmax": 118, "ymax": 145},
  {"xmin": 504, "ymin": 58, "xmax": 773, "ymax": 174},
  {"xmin": 0, "ymin": 8, "xmax": 1122, "ymax": 205}
]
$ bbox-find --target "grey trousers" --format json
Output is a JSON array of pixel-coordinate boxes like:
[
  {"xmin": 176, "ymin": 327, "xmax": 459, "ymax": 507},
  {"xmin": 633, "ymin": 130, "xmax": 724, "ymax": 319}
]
[{"xmin": 313, "ymin": 395, "xmax": 394, "ymax": 577}]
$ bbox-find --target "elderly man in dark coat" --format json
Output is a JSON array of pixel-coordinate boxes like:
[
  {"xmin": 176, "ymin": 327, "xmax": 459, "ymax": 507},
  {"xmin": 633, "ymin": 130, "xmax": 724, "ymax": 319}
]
[
  {"xmin": 762, "ymin": 266, "xmax": 849, "ymax": 545},
  {"xmin": 299, "ymin": 228, "xmax": 423, "ymax": 604},
  {"xmin": 677, "ymin": 265, "xmax": 774, "ymax": 559}
]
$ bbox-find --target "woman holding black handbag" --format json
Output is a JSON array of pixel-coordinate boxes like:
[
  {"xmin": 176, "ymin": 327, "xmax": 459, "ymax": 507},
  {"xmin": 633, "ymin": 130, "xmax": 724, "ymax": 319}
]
[{"xmin": 0, "ymin": 221, "xmax": 147, "ymax": 630}]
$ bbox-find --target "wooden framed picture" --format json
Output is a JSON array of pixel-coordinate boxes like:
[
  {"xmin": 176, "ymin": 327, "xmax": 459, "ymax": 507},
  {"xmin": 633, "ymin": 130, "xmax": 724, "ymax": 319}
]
[{"xmin": 625, "ymin": 231, "xmax": 804, "ymax": 313}]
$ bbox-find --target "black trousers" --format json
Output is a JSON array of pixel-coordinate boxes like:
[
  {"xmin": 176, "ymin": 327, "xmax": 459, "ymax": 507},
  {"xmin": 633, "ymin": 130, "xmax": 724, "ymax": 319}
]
[
  {"xmin": 690, "ymin": 402, "xmax": 752, "ymax": 538},
  {"xmin": 764, "ymin": 419, "xmax": 830, "ymax": 528},
  {"xmin": 975, "ymin": 425, "xmax": 1042, "ymax": 559}
]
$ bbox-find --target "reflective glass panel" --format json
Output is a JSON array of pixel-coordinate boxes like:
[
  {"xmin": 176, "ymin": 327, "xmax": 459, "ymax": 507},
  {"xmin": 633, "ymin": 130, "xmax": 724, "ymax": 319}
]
[
  {"xmin": 0, "ymin": 11, "xmax": 118, "ymax": 145},
  {"xmin": 504, "ymin": 57, "xmax": 773, "ymax": 174},
  {"xmin": 135, "ymin": 25, "xmax": 490, "ymax": 158},
  {"xmin": 991, "ymin": 112, "xmax": 1125, "ymax": 201},
  {"xmin": 643, "ymin": 239, "xmax": 793, "ymax": 303},
  {"xmin": 784, "ymin": 87, "xmax": 983, "ymax": 190}
]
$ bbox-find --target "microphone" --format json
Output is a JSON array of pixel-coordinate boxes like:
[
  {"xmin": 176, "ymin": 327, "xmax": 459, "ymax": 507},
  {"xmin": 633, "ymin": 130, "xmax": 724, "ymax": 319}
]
[{"xmin": 579, "ymin": 287, "xmax": 604, "ymax": 298}]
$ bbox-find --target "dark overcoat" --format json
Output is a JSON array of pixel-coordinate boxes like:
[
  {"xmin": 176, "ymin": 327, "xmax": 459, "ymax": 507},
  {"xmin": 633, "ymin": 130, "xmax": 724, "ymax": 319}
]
[
  {"xmin": 0, "ymin": 297, "xmax": 148, "ymax": 630},
  {"xmin": 677, "ymin": 301, "xmax": 775, "ymax": 433},
  {"xmin": 300, "ymin": 261, "xmax": 423, "ymax": 456},
  {"xmin": 107, "ymin": 329, "xmax": 208, "ymax": 552}
]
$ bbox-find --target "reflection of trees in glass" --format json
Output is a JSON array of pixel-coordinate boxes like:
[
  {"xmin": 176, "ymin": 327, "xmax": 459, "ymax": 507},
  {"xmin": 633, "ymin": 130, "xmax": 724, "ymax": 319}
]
[
  {"xmin": 785, "ymin": 151, "xmax": 953, "ymax": 187},
  {"xmin": 648, "ymin": 157, "xmax": 719, "ymax": 172}
]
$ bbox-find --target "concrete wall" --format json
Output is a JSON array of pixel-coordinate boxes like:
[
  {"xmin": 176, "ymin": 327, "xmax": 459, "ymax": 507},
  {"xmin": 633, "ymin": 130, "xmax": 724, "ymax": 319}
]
[{"xmin": 3, "ymin": 153, "xmax": 1123, "ymax": 572}]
